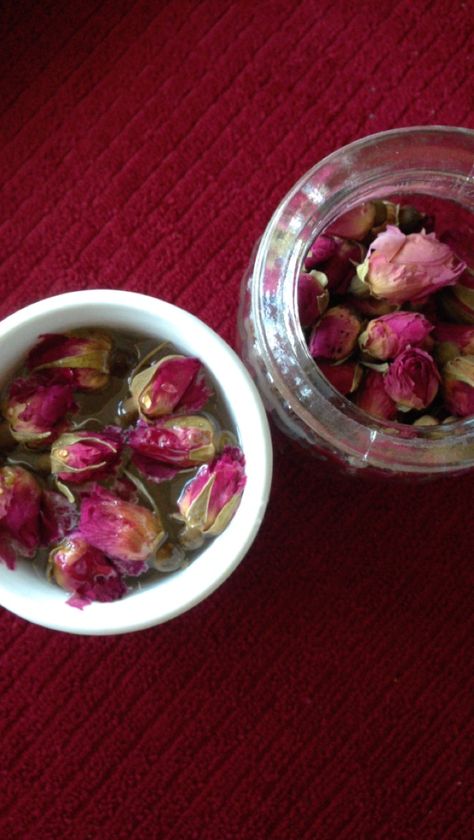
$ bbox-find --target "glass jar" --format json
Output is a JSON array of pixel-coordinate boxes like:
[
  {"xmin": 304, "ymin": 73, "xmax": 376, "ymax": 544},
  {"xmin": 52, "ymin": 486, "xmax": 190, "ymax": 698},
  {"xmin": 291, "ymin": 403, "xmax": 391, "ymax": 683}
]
[{"xmin": 238, "ymin": 126, "xmax": 474, "ymax": 476}]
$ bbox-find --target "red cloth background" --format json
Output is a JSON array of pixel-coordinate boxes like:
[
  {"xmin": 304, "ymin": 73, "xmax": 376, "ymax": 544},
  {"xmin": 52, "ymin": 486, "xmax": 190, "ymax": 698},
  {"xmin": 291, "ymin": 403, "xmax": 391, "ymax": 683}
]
[{"xmin": 0, "ymin": 1, "xmax": 473, "ymax": 837}]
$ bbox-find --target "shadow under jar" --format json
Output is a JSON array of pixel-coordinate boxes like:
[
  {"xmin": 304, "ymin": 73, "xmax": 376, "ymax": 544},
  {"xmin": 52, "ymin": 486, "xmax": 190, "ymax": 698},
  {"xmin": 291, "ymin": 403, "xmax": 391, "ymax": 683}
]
[{"xmin": 239, "ymin": 126, "xmax": 474, "ymax": 477}]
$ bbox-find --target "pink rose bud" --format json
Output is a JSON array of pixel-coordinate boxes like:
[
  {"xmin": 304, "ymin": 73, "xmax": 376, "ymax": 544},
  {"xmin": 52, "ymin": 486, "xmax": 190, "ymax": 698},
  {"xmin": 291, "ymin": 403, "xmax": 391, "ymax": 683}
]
[
  {"xmin": 433, "ymin": 323, "xmax": 474, "ymax": 364},
  {"xmin": 177, "ymin": 446, "xmax": 246, "ymax": 542},
  {"xmin": 2, "ymin": 372, "xmax": 76, "ymax": 447},
  {"xmin": 129, "ymin": 416, "xmax": 216, "ymax": 483},
  {"xmin": 354, "ymin": 226, "xmax": 465, "ymax": 305},
  {"xmin": 0, "ymin": 466, "xmax": 42, "ymax": 568},
  {"xmin": 325, "ymin": 202, "xmax": 376, "ymax": 241},
  {"xmin": 130, "ymin": 355, "xmax": 212, "ymax": 419},
  {"xmin": 384, "ymin": 347, "xmax": 440, "ymax": 411},
  {"xmin": 297, "ymin": 271, "xmax": 329, "ymax": 328},
  {"xmin": 309, "ymin": 306, "xmax": 361, "ymax": 361},
  {"xmin": 28, "ymin": 332, "xmax": 113, "ymax": 391},
  {"xmin": 442, "ymin": 355, "xmax": 474, "ymax": 417},
  {"xmin": 48, "ymin": 533, "xmax": 127, "ymax": 607},
  {"xmin": 317, "ymin": 361, "xmax": 362, "ymax": 396},
  {"xmin": 304, "ymin": 234, "xmax": 337, "ymax": 270},
  {"xmin": 322, "ymin": 238, "xmax": 366, "ymax": 294},
  {"xmin": 355, "ymin": 370, "xmax": 398, "ymax": 421},
  {"xmin": 40, "ymin": 490, "xmax": 79, "ymax": 545},
  {"xmin": 51, "ymin": 427, "xmax": 123, "ymax": 484},
  {"xmin": 359, "ymin": 312, "xmax": 434, "ymax": 361},
  {"xmin": 79, "ymin": 486, "xmax": 165, "ymax": 576}
]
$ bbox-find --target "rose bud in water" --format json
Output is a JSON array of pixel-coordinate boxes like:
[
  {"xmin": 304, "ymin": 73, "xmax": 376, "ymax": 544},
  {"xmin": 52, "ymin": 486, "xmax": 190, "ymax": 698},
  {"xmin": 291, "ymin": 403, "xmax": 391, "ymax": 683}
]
[
  {"xmin": 359, "ymin": 311, "xmax": 433, "ymax": 361},
  {"xmin": 2, "ymin": 372, "xmax": 76, "ymax": 447},
  {"xmin": 355, "ymin": 370, "xmax": 398, "ymax": 421},
  {"xmin": 28, "ymin": 332, "xmax": 113, "ymax": 391},
  {"xmin": 48, "ymin": 533, "xmax": 127, "ymax": 607},
  {"xmin": 384, "ymin": 347, "xmax": 440, "ymax": 411},
  {"xmin": 309, "ymin": 306, "xmax": 361, "ymax": 361},
  {"xmin": 51, "ymin": 427, "xmax": 123, "ymax": 484},
  {"xmin": 0, "ymin": 466, "xmax": 42, "ymax": 569},
  {"xmin": 129, "ymin": 416, "xmax": 216, "ymax": 483},
  {"xmin": 177, "ymin": 446, "xmax": 246, "ymax": 544},
  {"xmin": 79, "ymin": 486, "xmax": 165, "ymax": 576},
  {"xmin": 130, "ymin": 355, "xmax": 212, "ymax": 419},
  {"xmin": 297, "ymin": 271, "xmax": 329, "ymax": 328},
  {"xmin": 442, "ymin": 355, "xmax": 474, "ymax": 417},
  {"xmin": 352, "ymin": 226, "xmax": 465, "ymax": 304}
]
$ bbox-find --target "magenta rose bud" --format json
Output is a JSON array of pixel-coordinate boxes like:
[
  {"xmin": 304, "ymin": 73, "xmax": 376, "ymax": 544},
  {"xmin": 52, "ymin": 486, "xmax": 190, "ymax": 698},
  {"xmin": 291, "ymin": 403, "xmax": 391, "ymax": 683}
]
[
  {"xmin": 354, "ymin": 226, "xmax": 466, "ymax": 304},
  {"xmin": 0, "ymin": 466, "xmax": 42, "ymax": 568},
  {"xmin": 48, "ymin": 533, "xmax": 127, "ymax": 607},
  {"xmin": 297, "ymin": 272, "xmax": 329, "ymax": 328},
  {"xmin": 28, "ymin": 332, "xmax": 113, "ymax": 391},
  {"xmin": 309, "ymin": 306, "xmax": 361, "ymax": 361},
  {"xmin": 384, "ymin": 347, "xmax": 440, "ymax": 411},
  {"xmin": 129, "ymin": 416, "xmax": 216, "ymax": 483},
  {"xmin": 2, "ymin": 372, "xmax": 76, "ymax": 447},
  {"xmin": 130, "ymin": 355, "xmax": 212, "ymax": 419},
  {"xmin": 359, "ymin": 312, "xmax": 434, "ymax": 361},
  {"xmin": 304, "ymin": 235, "xmax": 337, "ymax": 270},
  {"xmin": 177, "ymin": 446, "xmax": 246, "ymax": 542},
  {"xmin": 325, "ymin": 202, "xmax": 376, "ymax": 241},
  {"xmin": 317, "ymin": 361, "xmax": 362, "ymax": 396},
  {"xmin": 79, "ymin": 486, "xmax": 165, "ymax": 575},
  {"xmin": 51, "ymin": 427, "xmax": 123, "ymax": 484},
  {"xmin": 355, "ymin": 371, "xmax": 398, "ymax": 421},
  {"xmin": 442, "ymin": 355, "xmax": 474, "ymax": 417}
]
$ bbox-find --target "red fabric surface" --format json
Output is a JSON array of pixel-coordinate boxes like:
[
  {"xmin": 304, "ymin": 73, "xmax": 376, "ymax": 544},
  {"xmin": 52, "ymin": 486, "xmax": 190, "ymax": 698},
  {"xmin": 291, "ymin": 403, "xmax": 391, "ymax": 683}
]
[{"xmin": 1, "ymin": 1, "xmax": 473, "ymax": 837}]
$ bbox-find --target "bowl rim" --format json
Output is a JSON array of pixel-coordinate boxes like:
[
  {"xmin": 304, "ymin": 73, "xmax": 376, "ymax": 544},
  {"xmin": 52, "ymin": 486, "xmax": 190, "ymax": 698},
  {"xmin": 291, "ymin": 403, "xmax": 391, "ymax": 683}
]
[{"xmin": 0, "ymin": 290, "xmax": 273, "ymax": 635}]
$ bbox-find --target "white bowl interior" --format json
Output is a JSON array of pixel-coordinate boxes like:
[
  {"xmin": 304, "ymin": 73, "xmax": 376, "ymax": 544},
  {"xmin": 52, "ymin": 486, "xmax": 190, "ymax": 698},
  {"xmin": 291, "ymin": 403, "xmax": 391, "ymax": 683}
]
[{"xmin": 0, "ymin": 291, "xmax": 272, "ymax": 634}]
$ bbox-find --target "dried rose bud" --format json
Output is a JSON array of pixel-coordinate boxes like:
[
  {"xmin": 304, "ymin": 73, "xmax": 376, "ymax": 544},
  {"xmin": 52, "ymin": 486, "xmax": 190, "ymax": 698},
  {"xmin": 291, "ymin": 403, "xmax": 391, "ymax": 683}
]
[
  {"xmin": 0, "ymin": 466, "xmax": 42, "ymax": 568},
  {"xmin": 326, "ymin": 202, "xmax": 376, "ymax": 241},
  {"xmin": 79, "ymin": 486, "xmax": 165, "ymax": 575},
  {"xmin": 177, "ymin": 446, "xmax": 246, "ymax": 541},
  {"xmin": 322, "ymin": 238, "xmax": 366, "ymax": 295},
  {"xmin": 384, "ymin": 347, "xmax": 440, "ymax": 411},
  {"xmin": 433, "ymin": 323, "xmax": 474, "ymax": 364},
  {"xmin": 352, "ymin": 226, "xmax": 465, "ymax": 305},
  {"xmin": 51, "ymin": 427, "xmax": 123, "ymax": 484},
  {"xmin": 442, "ymin": 355, "xmax": 474, "ymax": 417},
  {"xmin": 48, "ymin": 533, "xmax": 127, "ymax": 607},
  {"xmin": 346, "ymin": 295, "xmax": 397, "ymax": 318},
  {"xmin": 130, "ymin": 355, "xmax": 212, "ymax": 419},
  {"xmin": 308, "ymin": 306, "xmax": 361, "ymax": 361},
  {"xmin": 40, "ymin": 490, "xmax": 79, "ymax": 545},
  {"xmin": 355, "ymin": 370, "xmax": 397, "ymax": 421},
  {"xmin": 28, "ymin": 332, "xmax": 113, "ymax": 391},
  {"xmin": 129, "ymin": 416, "xmax": 216, "ymax": 483},
  {"xmin": 297, "ymin": 271, "xmax": 329, "ymax": 327},
  {"xmin": 304, "ymin": 234, "xmax": 337, "ymax": 270},
  {"xmin": 359, "ymin": 312, "xmax": 433, "ymax": 361},
  {"xmin": 318, "ymin": 361, "xmax": 362, "ymax": 395},
  {"xmin": 2, "ymin": 372, "xmax": 76, "ymax": 447}
]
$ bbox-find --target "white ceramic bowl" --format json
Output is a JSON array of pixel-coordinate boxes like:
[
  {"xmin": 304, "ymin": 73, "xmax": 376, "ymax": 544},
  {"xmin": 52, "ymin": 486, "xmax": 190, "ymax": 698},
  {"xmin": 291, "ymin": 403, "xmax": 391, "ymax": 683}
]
[{"xmin": 0, "ymin": 291, "xmax": 272, "ymax": 635}]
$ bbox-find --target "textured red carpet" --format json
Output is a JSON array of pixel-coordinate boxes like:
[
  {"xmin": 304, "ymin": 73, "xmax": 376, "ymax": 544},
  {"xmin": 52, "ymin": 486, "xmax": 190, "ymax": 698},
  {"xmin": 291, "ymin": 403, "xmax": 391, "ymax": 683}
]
[{"xmin": 1, "ymin": 1, "xmax": 473, "ymax": 837}]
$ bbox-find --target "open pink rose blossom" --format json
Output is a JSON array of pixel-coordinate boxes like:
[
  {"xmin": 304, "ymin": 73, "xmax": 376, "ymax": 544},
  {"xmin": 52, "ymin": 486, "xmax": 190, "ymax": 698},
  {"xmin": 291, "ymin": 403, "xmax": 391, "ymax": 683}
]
[
  {"xmin": 355, "ymin": 226, "xmax": 465, "ymax": 305},
  {"xmin": 384, "ymin": 347, "xmax": 440, "ymax": 411},
  {"xmin": 359, "ymin": 312, "xmax": 433, "ymax": 361}
]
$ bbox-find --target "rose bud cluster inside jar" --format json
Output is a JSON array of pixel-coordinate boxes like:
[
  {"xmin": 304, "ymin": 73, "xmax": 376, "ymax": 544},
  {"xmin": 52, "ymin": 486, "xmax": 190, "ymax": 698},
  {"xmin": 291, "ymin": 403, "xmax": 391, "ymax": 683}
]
[
  {"xmin": 0, "ymin": 331, "xmax": 246, "ymax": 609},
  {"xmin": 299, "ymin": 200, "xmax": 474, "ymax": 423}
]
